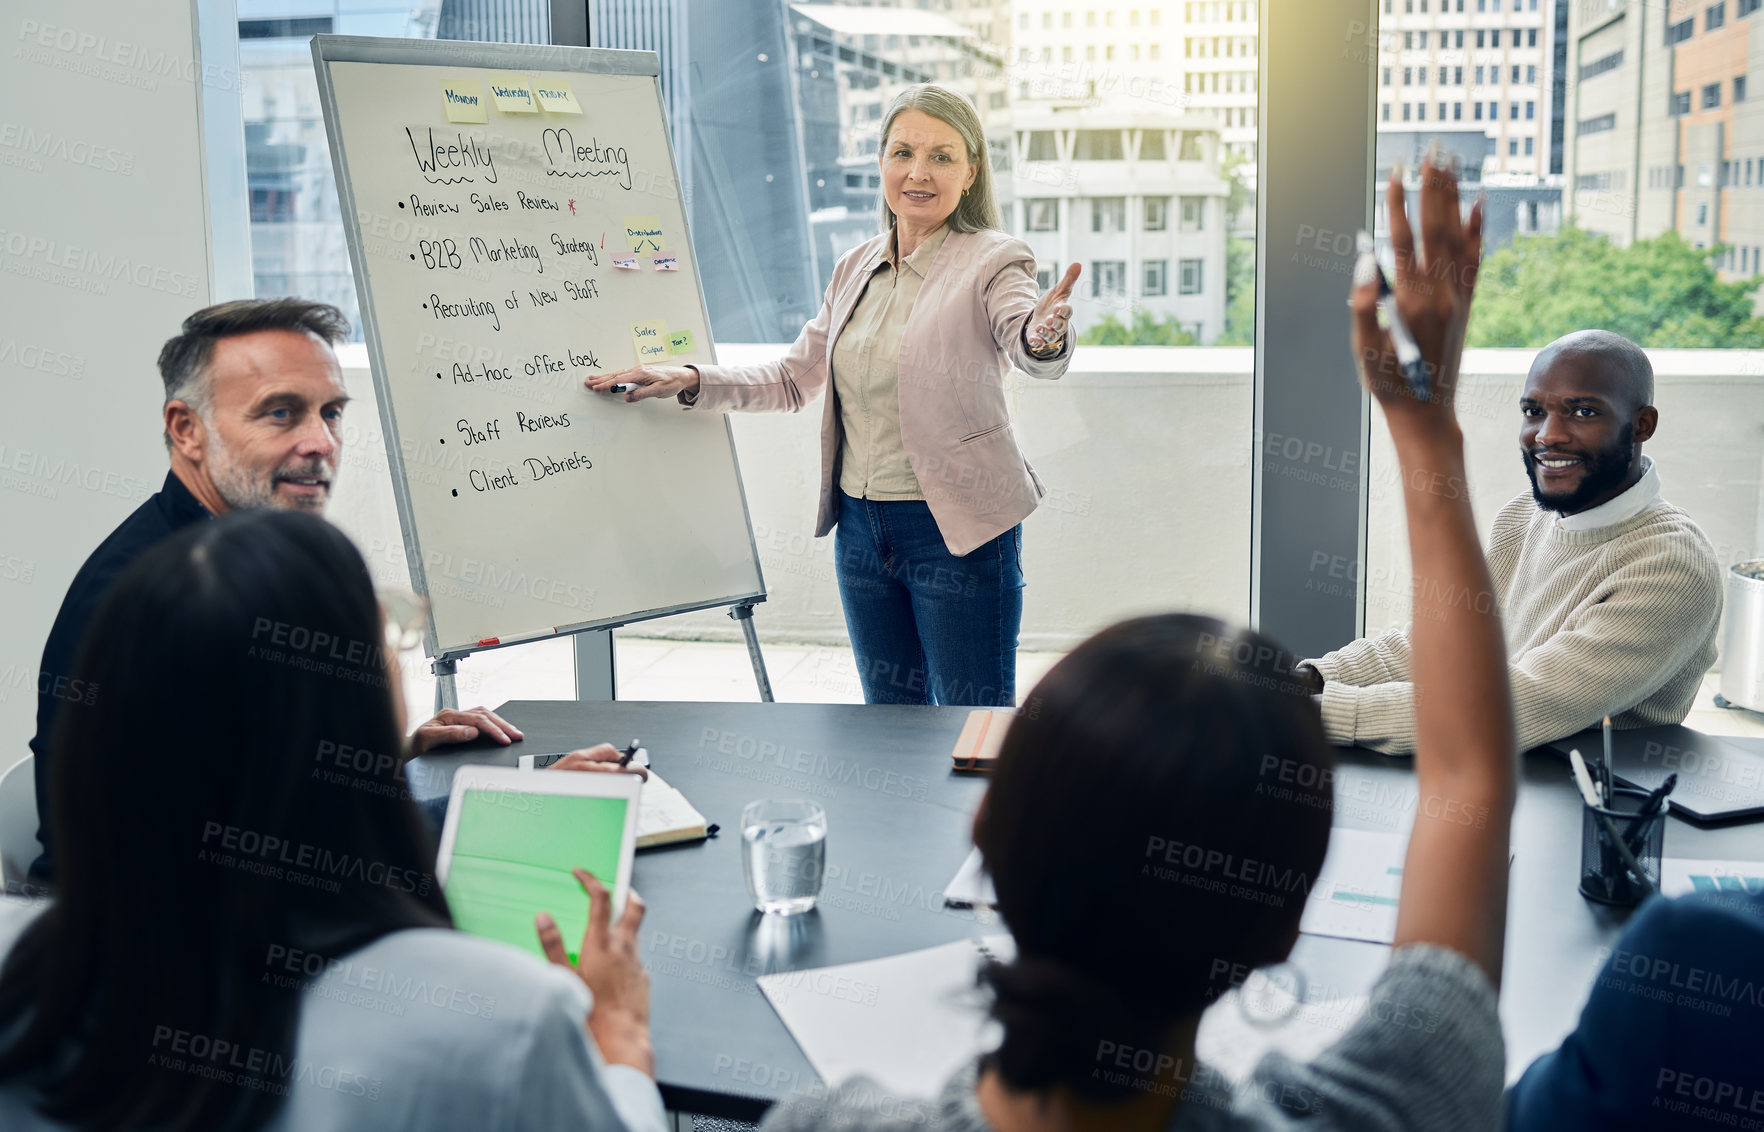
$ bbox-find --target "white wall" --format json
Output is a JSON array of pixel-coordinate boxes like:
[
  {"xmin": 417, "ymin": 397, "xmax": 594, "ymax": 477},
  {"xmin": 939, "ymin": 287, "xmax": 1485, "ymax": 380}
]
[{"xmin": 1, "ymin": 1, "xmax": 243, "ymax": 777}]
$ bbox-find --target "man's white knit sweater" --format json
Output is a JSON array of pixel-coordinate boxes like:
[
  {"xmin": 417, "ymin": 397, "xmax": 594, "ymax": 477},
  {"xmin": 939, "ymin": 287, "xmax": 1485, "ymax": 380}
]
[{"xmin": 1310, "ymin": 460, "xmax": 1723, "ymax": 755}]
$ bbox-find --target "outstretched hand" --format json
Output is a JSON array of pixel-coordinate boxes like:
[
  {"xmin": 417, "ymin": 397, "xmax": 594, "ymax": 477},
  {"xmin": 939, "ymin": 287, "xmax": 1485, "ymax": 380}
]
[
  {"xmin": 1350, "ymin": 153, "xmax": 1483, "ymax": 433},
  {"xmin": 1027, "ymin": 262, "xmax": 1081, "ymax": 354}
]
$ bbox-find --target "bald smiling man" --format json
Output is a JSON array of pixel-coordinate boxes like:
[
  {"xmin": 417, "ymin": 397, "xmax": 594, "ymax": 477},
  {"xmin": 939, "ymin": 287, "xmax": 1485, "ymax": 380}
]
[{"xmin": 1297, "ymin": 329, "xmax": 1724, "ymax": 755}]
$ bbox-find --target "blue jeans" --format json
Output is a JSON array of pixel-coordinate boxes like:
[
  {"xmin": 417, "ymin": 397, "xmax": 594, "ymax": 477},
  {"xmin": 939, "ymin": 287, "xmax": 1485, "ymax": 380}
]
[{"xmin": 834, "ymin": 493, "xmax": 1024, "ymax": 706}]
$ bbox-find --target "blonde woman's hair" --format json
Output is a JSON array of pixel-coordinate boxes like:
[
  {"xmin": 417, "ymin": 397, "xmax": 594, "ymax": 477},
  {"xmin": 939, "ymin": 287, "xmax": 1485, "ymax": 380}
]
[{"xmin": 877, "ymin": 84, "xmax": 1003, "ymax": 234}]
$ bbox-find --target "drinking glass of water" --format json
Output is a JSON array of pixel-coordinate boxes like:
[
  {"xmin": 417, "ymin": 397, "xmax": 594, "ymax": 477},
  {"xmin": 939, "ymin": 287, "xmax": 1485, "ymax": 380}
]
[{"xmin": 741, "ymin": 799, "xmax": 827, "ymax": 915}]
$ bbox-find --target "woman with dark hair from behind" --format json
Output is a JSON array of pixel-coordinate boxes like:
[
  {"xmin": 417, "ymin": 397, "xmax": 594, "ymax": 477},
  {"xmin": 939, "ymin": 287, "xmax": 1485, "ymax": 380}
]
[
  {"xmin": 0, "ymin": 510, "xmax": 663, "ymax": 1131},
  {"xmin": 760, "ymin": 158, "xmax": 1516, "ymax": 1131}
]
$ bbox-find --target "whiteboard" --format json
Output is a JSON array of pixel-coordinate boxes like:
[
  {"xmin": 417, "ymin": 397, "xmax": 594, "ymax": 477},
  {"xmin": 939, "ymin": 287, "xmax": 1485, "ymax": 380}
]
[{"xmin": 312, "ymin": 36, "xmax": 764, "ymax": 658}]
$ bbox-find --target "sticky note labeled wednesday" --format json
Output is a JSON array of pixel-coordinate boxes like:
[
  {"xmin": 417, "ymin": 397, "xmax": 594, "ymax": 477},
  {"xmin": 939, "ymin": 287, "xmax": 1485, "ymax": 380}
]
[
  {"xmin": 667, "ymin": 329, "xmax": 694, "ymax": 355},
  {"xmin": 652, "ymin": 252, "xmax": 679, "ymax": 271},
  {"xmin": 440, "ymin": 79, "xmax": 488, "ymax": 123},
  {"xmin": 632, "ymin": 319, "xmax": 670, "ymax": 364},
  {"xmin": 625, "ymin": 216, "xmax": 665, "ymax": 253},
  {"xmin": 611, "ymin": 254, "xmax": 640, "ymax": 270},
  {"xmin": 486, "ymin": 73, "xmax": 537, "ymax": 113},
  {"xmin": 533, "ymin": 77, "xmax": 583, "ymax": 114}
]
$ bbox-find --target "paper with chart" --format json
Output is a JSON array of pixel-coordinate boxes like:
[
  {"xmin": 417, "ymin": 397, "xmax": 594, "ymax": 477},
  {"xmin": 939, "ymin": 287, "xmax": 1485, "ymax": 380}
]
[
  {"xmin": 315, "ymin": 41, "xmax": 763, "ymax": 655},
  {"xmin": 1297, "ymin": 828, "xmax": 1408, "ymax": 945},
  {"xmin": 939, "ymin": 827, "xmax": 1411, "ymax": 944},
  {"xmin": 1661, "ymin": 858, "xmax": 1764, "ymax": 897}
]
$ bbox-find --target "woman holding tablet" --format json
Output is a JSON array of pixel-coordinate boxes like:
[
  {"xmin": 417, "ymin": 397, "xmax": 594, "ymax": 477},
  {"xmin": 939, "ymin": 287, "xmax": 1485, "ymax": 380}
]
[
  {"xmin": 591, "ymin": 84, "xmax": 1079, "ymax": 708},
  {"xmin": 0, "ymin": 510, "xmax": 662, "ymax": 1132},
  {"xmin": 760, "ymin": 157, "xmax": 1516, "ymax": 1131}
]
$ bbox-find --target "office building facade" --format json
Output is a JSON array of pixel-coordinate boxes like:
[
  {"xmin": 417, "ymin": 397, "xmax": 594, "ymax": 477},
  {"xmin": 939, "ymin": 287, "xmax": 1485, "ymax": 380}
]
[
  {"xmin": 1565, "ymin": 0, "xmax": 1764, "ymax": 283},
  {"xmin": 1012, "ymin": 105, "xmax": 1229, "ymax": 341}
]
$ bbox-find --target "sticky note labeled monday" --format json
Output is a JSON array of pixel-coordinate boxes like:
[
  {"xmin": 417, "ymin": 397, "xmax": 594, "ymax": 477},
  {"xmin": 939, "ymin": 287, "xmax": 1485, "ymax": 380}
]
[
  {"xmin": 611, "ymin": 254, "xmax": 640, "ymax": 270},
  {"xmin": 440, "ymin": 79, "xmax": 488, "ymax": 123},
  {"xmin": 632, "ymin": 319, "xmax": 670, "ymax": 364},
  {"xmin": 486, "ymin": 73, "xmax": 537, "ymax": 113},
  {"xmin": 533, "ymin": 77, "xmax": 583, "ymax": 114},
  {"xmin": 668, "ymin": 329, "xmax": 694, "ymax": 354},
  {"xmin": 653, "ymin": 252, "xmax": 679, "ymax": 271},
  {"xmin": 625, "ymin": 216, "xmax": 665, "ymax": 253}
]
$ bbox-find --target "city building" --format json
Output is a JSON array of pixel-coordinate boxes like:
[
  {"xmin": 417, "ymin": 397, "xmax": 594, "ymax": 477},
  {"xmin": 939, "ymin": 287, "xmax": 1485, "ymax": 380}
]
[
  {"xmin": 1564, "ymin": 0, "xmax": 1764, "ymax": 284},
  {"xmin": 1376, "ymin": 0, "xmax": 1561, "ymax": 179},
  {"xmin": 1374, "ymin": 0, "xmax": 1567, "ymax": 250},
  {"xmin": 238, "ymin": 1, "xmax": 452, "ymax": 338},
  {"xmin": 1181, "ymin": 0, "xmax": 1259, "ymax": 173},
  {"xmin": 1009, "ymin": 2, "xmax": 1187, "ymax": 109},
  {"xmin": 1011, "ymin": 103, "xmax": 1229, "ymax": 341}
]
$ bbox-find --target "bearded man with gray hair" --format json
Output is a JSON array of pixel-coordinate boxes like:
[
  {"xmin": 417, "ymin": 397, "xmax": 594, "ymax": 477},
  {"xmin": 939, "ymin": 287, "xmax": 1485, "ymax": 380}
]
[
  {"xmin": 24, "ymin": 300, "xmax": 525, "ymax": 886},
  {"xmin": 1295, "ymin": 329, "xmax": 1724, "ymax": 755}
]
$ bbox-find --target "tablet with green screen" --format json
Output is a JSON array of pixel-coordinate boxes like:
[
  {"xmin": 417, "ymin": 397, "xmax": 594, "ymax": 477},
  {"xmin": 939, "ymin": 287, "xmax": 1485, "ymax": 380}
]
[{"xmin": 435, "ymin": 767, "xmax": 640, "ymax": 963}]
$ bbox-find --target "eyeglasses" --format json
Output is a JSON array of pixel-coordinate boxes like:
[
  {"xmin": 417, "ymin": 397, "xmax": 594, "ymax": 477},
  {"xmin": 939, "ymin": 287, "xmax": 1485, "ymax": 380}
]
[{"xmin": 377, "ymin": 586, "xmax": 430, "ymax": 654}]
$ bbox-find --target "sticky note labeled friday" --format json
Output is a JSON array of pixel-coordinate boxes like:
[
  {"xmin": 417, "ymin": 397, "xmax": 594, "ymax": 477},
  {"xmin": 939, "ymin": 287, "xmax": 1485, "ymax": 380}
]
[
  {"xmin": 667, "ymin": 329, "xmax": 694, "ymax": 355},
  {"xmin": 625, "ymin": 217, "xmax": 665, "ymax": 254},
  {"xmin": 486, "ymin": 73, "xmax": 538, "ymax": 113},
  {"xmin": 611, "ymin": 254, "xmax": 640, "ymax": 270},
  {"xmin": 632, "ymin": 319, "xmax": 671, "ymax": 364},
  {"xmin": 533, "ymin": 77, "xmax": 583, "ymax": 114},
  {"xmin": 653, "ymin": 252, "xmax": 679, "ymax": 271},
  {"xmin": 440, "ymin": 79, "xmax": 488, "ymax": 123}
]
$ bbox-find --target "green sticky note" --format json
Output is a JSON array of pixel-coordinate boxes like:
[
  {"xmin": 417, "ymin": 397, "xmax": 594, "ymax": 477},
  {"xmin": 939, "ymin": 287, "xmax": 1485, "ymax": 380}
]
[{"xmin": 667, "ymin": 329, "xmax": 694, "ymax": 354}]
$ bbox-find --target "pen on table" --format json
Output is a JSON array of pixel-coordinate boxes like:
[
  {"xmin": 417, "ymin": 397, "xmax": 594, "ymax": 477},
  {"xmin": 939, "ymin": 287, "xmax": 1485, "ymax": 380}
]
[
  {"xmin": 1622, "ymin": 772, "xmax": 1677, "ymax": 859},
  {"xmin": 1569, "ymin": 748, "xmax": 1602, "ymax": 809},
  {"xmin": 617, "ymin": 739, "xmax": 644, "ymax": 767},
  {"xmin": 1637, "ymin": 773, "xmax": 1678, "ymax": 818},
  {"xmin": 1601, "ymin": 715, "xmax": 1615, "ymax": 802}
]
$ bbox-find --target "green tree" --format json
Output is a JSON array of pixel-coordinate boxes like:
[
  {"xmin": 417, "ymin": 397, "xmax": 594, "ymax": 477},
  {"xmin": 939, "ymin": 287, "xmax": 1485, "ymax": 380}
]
[
  {"xmin": 1215, "ymin": 151, "xmax": 1256, "ymax": 346},
  {"xmin": 1468, "ymin": 225, "xmax": 1764, "ymax": 348},
  {"xmin": 1077, "ymin": 309, "xmax": 1197, "ymax": 346},
  {"xmin": 1217, "ymin": 234, "xmax": 1256, "ymax": 346}
]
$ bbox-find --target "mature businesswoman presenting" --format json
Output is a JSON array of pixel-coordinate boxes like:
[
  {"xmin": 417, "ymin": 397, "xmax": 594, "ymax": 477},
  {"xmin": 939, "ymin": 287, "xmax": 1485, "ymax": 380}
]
[{"xmin": 591, "ymin": 85, "xmax": 1079, "ymax": 707}]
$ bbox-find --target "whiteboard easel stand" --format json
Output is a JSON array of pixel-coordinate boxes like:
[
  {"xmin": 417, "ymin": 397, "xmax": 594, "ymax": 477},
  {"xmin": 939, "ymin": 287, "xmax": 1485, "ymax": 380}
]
[
  {"xmin": 428, "ymin": 601, "xmax": 773, "ymax": 713},
  {"xmin": 309, "ymin": 36, "xmax": 776, "ymax": 715}
]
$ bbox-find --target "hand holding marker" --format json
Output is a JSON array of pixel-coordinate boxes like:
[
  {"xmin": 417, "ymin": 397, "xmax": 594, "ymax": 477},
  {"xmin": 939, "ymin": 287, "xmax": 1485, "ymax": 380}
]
[{"xmin": 1352, "ymin": 230, "xmax": 1432, "ymax": 403}]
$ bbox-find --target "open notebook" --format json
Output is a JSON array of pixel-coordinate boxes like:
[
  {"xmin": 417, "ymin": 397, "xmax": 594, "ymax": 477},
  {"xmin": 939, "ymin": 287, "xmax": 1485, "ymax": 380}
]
[
  {"xmin": 634, "ymin": 771, "xmax": 711, "ymax": 848},
  {"xmin": 517, "ymin": 759, "xmax": 709, "ymax": 848}
]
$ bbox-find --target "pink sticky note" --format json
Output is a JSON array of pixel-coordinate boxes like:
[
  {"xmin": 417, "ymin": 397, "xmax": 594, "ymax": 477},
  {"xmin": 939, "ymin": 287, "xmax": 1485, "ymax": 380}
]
[
  {"xmin": 652, "ymin": 252, "xmax": 679, "ymax": 271},
  {"xmin": 612, "ymin": 254, "xmax": 640, "ymax": 270}
]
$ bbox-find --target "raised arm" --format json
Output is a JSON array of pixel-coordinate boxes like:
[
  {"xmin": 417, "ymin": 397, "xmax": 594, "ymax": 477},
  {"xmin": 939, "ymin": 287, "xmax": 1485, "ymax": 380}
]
[{"xmin": 1354, "ymin": 156, "xmax": 1515, "ymax": 985}]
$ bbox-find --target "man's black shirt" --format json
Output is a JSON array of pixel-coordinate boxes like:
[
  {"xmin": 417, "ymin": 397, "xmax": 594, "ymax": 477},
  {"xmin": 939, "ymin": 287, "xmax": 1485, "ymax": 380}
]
[{"xmin": 28, "ymin": 470, "xmax": 210, "ymax": 884}]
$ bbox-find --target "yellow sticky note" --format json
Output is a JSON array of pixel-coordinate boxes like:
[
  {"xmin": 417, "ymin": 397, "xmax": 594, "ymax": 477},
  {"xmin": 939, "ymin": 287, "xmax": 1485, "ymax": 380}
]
[
  {"xmin": 486, "ymin": 73, "xmax": 538, "ymax": 113},
  {"xmin": 440, "ymin": 79, "xmax": 488, "ymax": 124},
  {"xmin": 632, "ymin": 319, "xmax": 670, "ymax": 365},
  {"xmin": 624, "ymin": 216, "xmax": 665, "ymax": 253},
  {"xmin": 533, "ymin": 77, "xmax": 583, "ymax": 114}
]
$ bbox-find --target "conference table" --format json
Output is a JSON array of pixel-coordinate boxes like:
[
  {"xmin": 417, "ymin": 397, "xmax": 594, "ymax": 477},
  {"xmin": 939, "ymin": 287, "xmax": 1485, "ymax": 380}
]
[{"xmin": 410, "ymin": 700, "xmax": 1764, "ymax": 1122}]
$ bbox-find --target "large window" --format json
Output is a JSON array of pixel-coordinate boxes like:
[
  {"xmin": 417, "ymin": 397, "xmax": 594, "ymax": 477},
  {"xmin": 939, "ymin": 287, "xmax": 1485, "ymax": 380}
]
[
  {"xmin": 232, "ymin": 0, "xmax": 1262, "ymax": 685},
  {"xmin": 1364, "ymin": 8, "xmax": 1764, "ymax": 735},
  {"xmin": 1091, "ymin": 197, "xmax": 1127, "ymax": 233},
  {"xmin": 1091, "ymin": 260, "xmax": 1127, "ymax": 298}
]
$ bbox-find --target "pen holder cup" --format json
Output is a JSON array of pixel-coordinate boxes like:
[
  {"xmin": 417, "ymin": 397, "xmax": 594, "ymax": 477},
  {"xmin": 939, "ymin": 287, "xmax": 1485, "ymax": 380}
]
[{"xmin": 1578, "ymin": 787, "xmax": 1665, "ymax": 907}]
